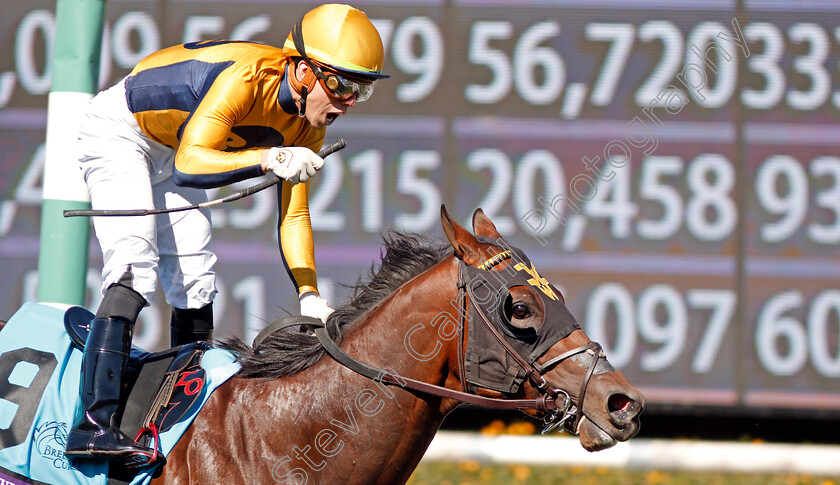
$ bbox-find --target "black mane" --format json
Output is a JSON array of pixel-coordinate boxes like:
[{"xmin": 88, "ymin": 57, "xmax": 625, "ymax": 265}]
[{"xmin": 217, "ymin": 231, "xmax": 451, "ymax": 379}]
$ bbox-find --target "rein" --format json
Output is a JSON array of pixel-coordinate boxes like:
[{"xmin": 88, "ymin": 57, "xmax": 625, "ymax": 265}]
[
  {"xmin": 311, "ymin": 325, "xmax": 560, "ymax": 412},
  {"xmin": 251, "ymin": 317, "xmax": 558, "ymax": 412},
  {"xmin": 254, "ymin": 253, "xmax": 605, "ymax": 433}
]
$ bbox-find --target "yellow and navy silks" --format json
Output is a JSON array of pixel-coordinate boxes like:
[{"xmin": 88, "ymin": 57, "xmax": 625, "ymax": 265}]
[
  {"xmin": 0, "ymin": 303, "xmax": 240, "ymax": 485},
  {"xmin": 125, "ymin": 40, "xmax": 322, "ymax": 294}
]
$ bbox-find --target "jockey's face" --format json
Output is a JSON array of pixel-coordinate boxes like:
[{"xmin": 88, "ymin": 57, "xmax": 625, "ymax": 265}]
[{"xmin": 294, "ymin": 61, "xmax": 358, "ymax": 130}]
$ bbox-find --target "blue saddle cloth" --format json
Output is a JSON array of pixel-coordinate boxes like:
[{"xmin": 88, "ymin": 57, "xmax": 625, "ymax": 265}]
[{"xmin": 0, "ymin": 303, "xmax": 240, "ymax": 485}]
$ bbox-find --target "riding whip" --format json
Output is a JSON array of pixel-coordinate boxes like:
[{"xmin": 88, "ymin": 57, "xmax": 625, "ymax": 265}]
[{"xmin": 63, "ymin": 139, "xmax": 346, "ymax": 218}]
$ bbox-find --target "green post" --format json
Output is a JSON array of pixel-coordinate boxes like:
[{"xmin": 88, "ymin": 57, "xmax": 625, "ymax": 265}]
[{"xmin": 37, "ymin": 0, "xmax": 106, "ymax": 305}]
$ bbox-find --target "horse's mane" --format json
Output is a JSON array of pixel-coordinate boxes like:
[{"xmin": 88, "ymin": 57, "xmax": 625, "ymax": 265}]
[{"xmin": 218, "ymin": 230, "xmax": 451, "ymax": 379}]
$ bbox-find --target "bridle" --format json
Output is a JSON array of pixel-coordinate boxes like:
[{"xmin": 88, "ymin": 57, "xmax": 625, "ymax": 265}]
[
  {"xmin": 452, "ymin": 253, "xmax": 607, "ymax": 434},
  {"xmin": 254, "ymin": 253, "xmax": 609, "ymax": 434}
]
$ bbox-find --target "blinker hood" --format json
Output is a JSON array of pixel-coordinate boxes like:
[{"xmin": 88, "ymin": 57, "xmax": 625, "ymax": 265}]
[{"xmin": 461, "ymin": 237, "xmax": 580, "ymax": 394}]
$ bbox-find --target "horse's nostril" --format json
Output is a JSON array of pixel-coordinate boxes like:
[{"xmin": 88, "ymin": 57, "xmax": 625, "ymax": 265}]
[{"xmin": 608, "ymin": 394, "xmax": 633, "ymax": 414}]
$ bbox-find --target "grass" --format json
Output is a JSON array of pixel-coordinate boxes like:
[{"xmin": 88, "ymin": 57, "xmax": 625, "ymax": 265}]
[
  {"xmin": 407, "ymin": 462, "xmax": 839, "ymax": 485},
  {"xmin": 407, "ymin": 420, "xmax": 840, "ymax": 484}
]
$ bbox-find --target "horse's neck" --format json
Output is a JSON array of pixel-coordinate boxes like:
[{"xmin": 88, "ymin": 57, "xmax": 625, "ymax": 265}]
[
  {"xmin": 274, "ymin": 259, "xmax": 462, "ymax": 479},
  {"xmin": 351, "ymin": 257, "xmax": 461, "ymax": 388},
  {"xmin": 168, "ymin": 261, "xmax": 464, "ymax": 484}
]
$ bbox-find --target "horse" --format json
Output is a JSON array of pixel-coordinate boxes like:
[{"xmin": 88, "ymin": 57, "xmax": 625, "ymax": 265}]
[
  {"xmin": 1, "ymin": 206, "xmax": 643, "ymax": 484},
  {"xmin": 147, "ymin": 206, "xmax": 644, "ymax": 484}
]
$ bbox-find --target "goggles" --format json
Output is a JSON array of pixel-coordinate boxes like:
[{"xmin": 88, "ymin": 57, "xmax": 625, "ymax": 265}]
[
  {"xmin": 315, "ymin": 69, "xmax": 374, "ymax": 102},
  {"xmin": 290, "ymin": 19, "xmax": 376, "ymax": 103}
]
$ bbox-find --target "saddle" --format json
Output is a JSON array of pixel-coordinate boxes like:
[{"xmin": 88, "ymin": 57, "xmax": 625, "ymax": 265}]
[{"xmin": 63, "ymin": 306, "xmax": 210, "ymax": 481}]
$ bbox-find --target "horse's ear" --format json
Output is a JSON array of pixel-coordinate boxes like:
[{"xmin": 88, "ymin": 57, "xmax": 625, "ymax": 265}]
[
  {"xmin": 441, "ymin": 205, "xmax": 484, "ymax": 264},
  {"xmin": 472, "ymin": 208, "xmax": 502, "ymax": 239}
]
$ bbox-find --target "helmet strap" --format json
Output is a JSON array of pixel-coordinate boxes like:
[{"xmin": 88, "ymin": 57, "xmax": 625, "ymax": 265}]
[
  {"xmin": 297, "ymin": 67, "xmax": 320, "ymax": 118},
  {"xmin": 287, "ymin": 59, "xmax": 318, "ymax": 118},
  {"xmin": 292, "ymin": 19, "xmax": 324, "ymax": 77},
  {"xmin": 291, "ymin": 18, "xmax": 327, "ymax": 118},
  {"xmin": 298, "ymin": 85, "xmax": 308, "ymax": 117}
]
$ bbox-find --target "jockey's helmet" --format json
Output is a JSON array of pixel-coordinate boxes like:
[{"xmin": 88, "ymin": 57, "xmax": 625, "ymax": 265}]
[{"xmin": 282, "ymin": 3, "xmax": 389, "ymax": 82}]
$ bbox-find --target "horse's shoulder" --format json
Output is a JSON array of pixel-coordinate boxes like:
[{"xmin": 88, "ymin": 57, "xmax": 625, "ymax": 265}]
[{"xmin": 192, "ymin": 372, "xmax": 248, "ymax": 412}]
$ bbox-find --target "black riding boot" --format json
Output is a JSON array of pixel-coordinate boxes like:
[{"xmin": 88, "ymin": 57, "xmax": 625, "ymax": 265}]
[
  {"xmin": 64, "ymin": 316, "xmax": 155, "ymax": 460},
  {"xmin": 170, "ymin": 302, "xmax": 214, "ymax": 347},
  {"xmin": 66, "ymin": 272, "xmax": 154, "ymax": 461}
]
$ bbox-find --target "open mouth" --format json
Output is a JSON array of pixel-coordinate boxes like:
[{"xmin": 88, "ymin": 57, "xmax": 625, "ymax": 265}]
[
  {"xmin": 563, "ymin": 400, "xmax": 641, "ymax": 452},
  {"xmin": 326, "ymin": 113, "xmax": 339, "ymax": 125},
  {"xmin": 576, "ymin": 416, "xmax": 618, "ymax": 451}
]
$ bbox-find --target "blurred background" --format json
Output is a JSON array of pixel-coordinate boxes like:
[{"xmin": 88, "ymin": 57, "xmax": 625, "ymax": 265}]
[{"xmin": 1, "ymin": 0, "xmax": 839, "ymax": 483}]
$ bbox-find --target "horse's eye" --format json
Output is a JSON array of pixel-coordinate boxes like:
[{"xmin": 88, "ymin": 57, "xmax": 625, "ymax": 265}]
[{"xmin": 511, "ymin": 303, "xmax": 530, "ymax": 320}]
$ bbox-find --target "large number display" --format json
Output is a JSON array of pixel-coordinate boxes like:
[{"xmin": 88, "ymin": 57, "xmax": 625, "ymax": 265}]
[{"xmin": 1, "ymin": 0, "xmax": 838, "ymax": 415}]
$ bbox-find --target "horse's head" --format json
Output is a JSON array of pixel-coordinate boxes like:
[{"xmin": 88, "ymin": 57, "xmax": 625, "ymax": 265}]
[{"xmin": 441, "ymin": 206, "xmax": 644, "ymax": 451}]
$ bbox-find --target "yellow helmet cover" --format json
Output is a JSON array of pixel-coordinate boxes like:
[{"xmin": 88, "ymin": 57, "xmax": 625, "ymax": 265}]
[{"xmin": 282, "ymin": 3, "xmax": 389, "ymax": 80}]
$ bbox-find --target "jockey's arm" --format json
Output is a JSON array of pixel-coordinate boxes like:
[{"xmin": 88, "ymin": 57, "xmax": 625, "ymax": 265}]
[
  {"xmin": 277, "ymin": 179, "xmax": 319, "ymax": 296},
  {"xmin": 171, "ymin": 70, "xmax": 265, "ymax": 189}
]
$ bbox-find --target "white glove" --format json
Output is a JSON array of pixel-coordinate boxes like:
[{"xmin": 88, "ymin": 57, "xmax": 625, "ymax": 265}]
[
  {"xmin": 264, "ymin": 146, "xmax": 324, "ymax": 184},
  {"xmin": 299, "ymin": 292, "xmax": 334, "ymax": 323}
]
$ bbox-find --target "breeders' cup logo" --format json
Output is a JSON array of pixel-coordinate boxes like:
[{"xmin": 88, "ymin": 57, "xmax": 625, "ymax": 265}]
[{"xmin": 34, "ymin": 421, "xmax": 77, "ymax": 470}]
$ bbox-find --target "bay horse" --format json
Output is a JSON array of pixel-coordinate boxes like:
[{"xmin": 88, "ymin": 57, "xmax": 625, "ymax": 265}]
[
  {"xmin": 0, "ymin": 206, "xmax": 643, "ymax": 484},
  {"xmin": 150, "ymin": 206, "xmax": 643, "ymax": 484}
]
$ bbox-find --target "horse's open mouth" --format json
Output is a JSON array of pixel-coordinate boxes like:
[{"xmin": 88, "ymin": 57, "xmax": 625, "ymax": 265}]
[
  {"xmin": 574, "ymin": 415, "xmax": 618, "ymax": 451},
  {"xmin": 563, "ymin": 403, "xmax": 640, "ymax": 452}
]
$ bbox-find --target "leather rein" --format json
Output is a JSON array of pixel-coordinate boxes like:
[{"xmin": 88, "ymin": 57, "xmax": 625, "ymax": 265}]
[{"xmin": 256, "ymin": 256, "xmax": 605, "ymax": 434}]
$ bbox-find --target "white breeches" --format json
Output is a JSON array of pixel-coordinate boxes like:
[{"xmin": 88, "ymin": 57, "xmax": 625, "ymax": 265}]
[{"xmin": 77, "ymin": 78, "xmax": 217, "ymax": 309}]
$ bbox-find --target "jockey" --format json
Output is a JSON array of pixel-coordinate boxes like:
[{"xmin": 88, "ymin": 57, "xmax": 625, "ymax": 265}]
[{"xmin": 66, "ymin": 3, "xmax": 388, "ymax": 462}]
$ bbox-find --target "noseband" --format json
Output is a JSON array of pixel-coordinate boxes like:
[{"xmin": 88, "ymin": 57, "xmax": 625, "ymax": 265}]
[{"xmin": 266, "ymin": 251, "xmax": 611, "ymax": 435}]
